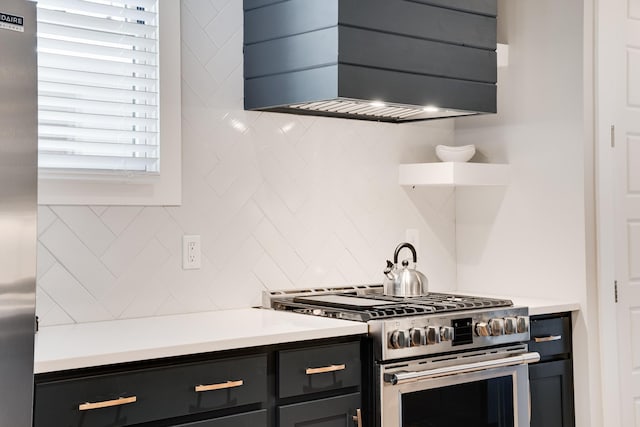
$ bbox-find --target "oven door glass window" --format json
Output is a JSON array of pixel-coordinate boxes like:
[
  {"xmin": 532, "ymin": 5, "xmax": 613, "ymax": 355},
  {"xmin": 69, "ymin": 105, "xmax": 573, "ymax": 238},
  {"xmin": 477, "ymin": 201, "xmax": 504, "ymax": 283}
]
[{"xmin": 401, "ymin": 375, "xmax": 514, "ymax": 427}]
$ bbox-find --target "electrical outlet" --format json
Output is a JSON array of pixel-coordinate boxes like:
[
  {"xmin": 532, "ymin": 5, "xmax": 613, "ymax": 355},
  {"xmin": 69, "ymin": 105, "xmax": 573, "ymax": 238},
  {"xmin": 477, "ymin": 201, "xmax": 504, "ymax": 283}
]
[{"xmin": 182, "ymin": 235, "xmax": 201, "ymax": 270}]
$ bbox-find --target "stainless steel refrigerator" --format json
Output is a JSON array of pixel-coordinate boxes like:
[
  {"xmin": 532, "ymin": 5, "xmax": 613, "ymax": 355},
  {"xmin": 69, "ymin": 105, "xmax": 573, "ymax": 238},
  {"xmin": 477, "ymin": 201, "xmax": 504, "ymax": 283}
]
[{"xmin": 0, "ymin": 0, "xmax": 38, "ymax": 425}]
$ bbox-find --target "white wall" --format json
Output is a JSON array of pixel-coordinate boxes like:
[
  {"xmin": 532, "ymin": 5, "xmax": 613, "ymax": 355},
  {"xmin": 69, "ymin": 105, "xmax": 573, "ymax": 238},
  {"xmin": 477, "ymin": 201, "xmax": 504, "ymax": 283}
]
[
  {"xmin": 455, "ymin": 0, "xmax": 587, "ymax": 300},
  {"xmin": 454, "ymin": 1, "xmax": 601, "ymax": 426},
  {"xmin": 35, "ymin": 0, "xmax": 457, "ymax": 326}
]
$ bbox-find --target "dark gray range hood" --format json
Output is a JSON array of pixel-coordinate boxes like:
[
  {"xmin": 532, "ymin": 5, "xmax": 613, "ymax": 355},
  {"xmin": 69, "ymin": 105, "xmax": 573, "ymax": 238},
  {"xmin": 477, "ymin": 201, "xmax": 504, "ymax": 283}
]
[{"xmin": 243, "ymin": 0, "xmax": 497, "ymax": 123}]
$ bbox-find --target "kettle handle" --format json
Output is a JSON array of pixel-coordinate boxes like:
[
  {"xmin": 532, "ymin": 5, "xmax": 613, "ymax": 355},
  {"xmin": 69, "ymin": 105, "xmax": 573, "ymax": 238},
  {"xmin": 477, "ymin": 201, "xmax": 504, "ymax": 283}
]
[{"xmin": 393, "ymin": 242, "xmax": 418, "ymax": 264}]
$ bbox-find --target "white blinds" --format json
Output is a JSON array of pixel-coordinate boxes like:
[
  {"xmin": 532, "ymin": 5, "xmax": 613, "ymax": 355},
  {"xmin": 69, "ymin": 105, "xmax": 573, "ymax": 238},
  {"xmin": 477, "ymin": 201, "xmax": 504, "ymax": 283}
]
[{"xmin": 37, "ymin": 0, "xmax": 160, "ymax": 173}]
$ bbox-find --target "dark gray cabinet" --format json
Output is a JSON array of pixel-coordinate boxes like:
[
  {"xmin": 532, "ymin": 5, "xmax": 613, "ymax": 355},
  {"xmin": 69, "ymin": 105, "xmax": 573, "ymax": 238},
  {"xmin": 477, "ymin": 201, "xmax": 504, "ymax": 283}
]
[
  {"xmin": 528, "ymin": 313, "xmax": 575, "ymax": 427},
  {"xmin": 276, "ymin": 342, "xmax": 362, "ymax": 427},
  {"xmin": 33, "ymin": 336, "xmax": 364, "ymax": 427}
]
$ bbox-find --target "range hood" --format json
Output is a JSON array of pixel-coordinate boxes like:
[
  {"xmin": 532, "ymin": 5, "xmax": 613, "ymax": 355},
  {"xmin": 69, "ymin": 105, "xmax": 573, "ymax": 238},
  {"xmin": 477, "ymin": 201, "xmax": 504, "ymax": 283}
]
[{"xmin": 243, "ymin": 0, "xmax": 497, "ymax": 123}]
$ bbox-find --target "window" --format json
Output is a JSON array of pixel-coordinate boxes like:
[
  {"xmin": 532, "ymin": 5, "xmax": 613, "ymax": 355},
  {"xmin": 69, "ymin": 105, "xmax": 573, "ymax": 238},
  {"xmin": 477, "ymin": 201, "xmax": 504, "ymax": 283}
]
[{"xmin": 36, "ymin": 0, "xmax": 181, "ymax": 206}]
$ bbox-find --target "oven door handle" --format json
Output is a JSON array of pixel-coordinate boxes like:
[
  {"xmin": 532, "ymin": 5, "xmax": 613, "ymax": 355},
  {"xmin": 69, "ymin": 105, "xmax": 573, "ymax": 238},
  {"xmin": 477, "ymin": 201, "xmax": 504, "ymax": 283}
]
[{"xmin": 384, "ymin": 352, "xmax": 540, "ymax": 385}]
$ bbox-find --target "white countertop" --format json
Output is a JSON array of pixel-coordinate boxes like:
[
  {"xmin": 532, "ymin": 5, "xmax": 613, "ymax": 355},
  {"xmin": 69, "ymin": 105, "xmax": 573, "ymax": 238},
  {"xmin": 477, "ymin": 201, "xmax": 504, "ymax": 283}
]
[
  {"xmin": 510, "ymin": 295, "xmax": 580, "ymax": 316},
  {"xmin": 34, "ymin": 308, "xmax": 367, "ymax": 374},
  {"xmin": 455, "ymin": 290, "xmax": 580, "ymax": 316},
  {"xmin": 34, "ymin": 294, "xmax": 579, "ymax": 374}
]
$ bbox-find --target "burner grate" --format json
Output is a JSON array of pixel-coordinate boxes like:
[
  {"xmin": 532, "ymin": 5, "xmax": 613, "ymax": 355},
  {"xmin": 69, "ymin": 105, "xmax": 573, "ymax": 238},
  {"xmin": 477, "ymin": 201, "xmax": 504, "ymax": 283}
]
[
  {"xmin": 270, "ymin": 288, "xmax": 513, "ymax": 321},
  {"xmin": 360, "ymin": 293, "xmax": 513, "ymax": 319},
  {"xmin": 359, "ymin": 292, "xmax": 513, "ymax": 314}
]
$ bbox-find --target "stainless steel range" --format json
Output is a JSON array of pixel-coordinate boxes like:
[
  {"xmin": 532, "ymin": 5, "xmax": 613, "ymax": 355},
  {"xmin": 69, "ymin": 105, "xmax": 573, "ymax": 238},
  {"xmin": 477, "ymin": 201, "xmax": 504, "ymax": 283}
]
[{"xmin": 265, "ymin": 285, "xmax": 539, "ymax": 427}]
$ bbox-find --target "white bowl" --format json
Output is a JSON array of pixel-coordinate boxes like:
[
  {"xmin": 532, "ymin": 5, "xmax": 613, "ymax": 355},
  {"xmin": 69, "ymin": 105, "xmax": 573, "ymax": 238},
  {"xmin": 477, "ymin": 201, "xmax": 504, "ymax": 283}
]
[{"xmin": 435, "ymin": 144, "xmax": 476, "ymax": 162}]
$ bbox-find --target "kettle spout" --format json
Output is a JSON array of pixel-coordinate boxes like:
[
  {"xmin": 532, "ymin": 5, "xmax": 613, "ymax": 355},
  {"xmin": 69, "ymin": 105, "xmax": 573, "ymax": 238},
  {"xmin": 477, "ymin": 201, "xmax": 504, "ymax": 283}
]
[{"xmin": 384, "ymin": 260, "xmax": 395, "ymax": 280}]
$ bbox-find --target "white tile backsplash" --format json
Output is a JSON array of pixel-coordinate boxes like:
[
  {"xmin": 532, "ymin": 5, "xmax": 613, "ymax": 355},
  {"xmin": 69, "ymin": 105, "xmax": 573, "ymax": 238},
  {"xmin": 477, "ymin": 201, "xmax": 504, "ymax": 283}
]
[
  {"xmin": 36, "ymin": 243, "xmax": 56, "ymax": 280},
  {"xmin": 209, "ymin": 0, "xmax": 232, "ymax": 13},
  {"xmin": 36, "ymin": 287, "xmax": 74, "ymax": 326},
  {"xmin": 204, "ymin": 200, "xmax": 264, "ymax": 271},
  {"xmin": 39, "ymin": 264, "xmax": 112, "ymax": 323},
  {"xmin": 100, "ymin": 206, "xmax": 144, "ymax": 236},
  {"xmin": 253, "ymin": 252, "xmax": 296, "ymax": 290},
  {"xmin": 182, "ymin": 0, "xmax": 218, "ymax": 28},
  {"xmin": 205, "ymin": 30, "xmax": 242, "ymax": 85},
  {"xmin": 102, "ymin": 239, "xmax": 172, "ymax": 317},
  {"xmin": 205, "ymin": 0, "xmax": 242, "ymax": 49},
  {"xmin": 52, "ymin": 206, "xmax": 115, "ymax": 256},
  {"xmin": 37, "ymin": 206, "xmax": 56, "ymax": 236},
  {"xmin": 89, "ymin": 206, "xmax": 108, "ymax": 216},
  {"xmin": 40, "ymin": 221, "xmax": 117, "ymax": 299},
  {"xmin": 100, "ymin": 208, "xmax": 170, "ymax": 277},
  {"xmin": 181, "ymin": 5, "xmax": 219, "ymax": 65},
  {"xmin": 36, "ymin": 0, "xmax": 457, "ymax": 325},
  {"xmin": 253, "ymin": 218, "xmax": 306, "ymax": 282}
]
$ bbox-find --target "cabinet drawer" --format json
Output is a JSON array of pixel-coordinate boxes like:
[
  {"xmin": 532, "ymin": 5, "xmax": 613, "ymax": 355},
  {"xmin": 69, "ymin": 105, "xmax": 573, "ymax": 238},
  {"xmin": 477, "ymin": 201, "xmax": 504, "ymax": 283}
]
[
  {"xmin": 529, "ymin": 315, "xmax": 571, "ymax": 358},
  {"xmin": 278, "ymin": 392, "xmax": 361, "ymax": 427},
  {"xmin": 162, "ymin": 354, "xmax": 267, "ymax": 414},
  {"xmin": 34, "ymin": 354, "xmax": 267, "ymax": 427},
  {"xmin": 175, "ymin": 409, "xmax": 267, "ymax": 426},
  {"xmin": 278, "ymin": 341, "xmax": 360, "ymax": 398},
  {"xmin": 35, "ymin": 368, "xmax": 153, "ymax": 427}
]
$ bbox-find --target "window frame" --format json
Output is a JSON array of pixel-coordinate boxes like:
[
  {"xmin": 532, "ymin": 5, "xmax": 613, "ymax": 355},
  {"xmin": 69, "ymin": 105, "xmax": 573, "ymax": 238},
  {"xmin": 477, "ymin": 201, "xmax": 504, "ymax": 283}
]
[{"xmin": 37, "ymin": 0, "xmax": 181, "ymax": 206}]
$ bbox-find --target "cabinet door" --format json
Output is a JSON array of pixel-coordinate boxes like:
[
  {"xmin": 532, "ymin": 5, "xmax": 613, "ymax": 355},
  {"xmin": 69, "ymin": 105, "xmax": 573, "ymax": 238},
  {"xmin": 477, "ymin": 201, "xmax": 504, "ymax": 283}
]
[
  {"xmin": 529, "ymin": 359, "xmax": 575, "ymax": 427},
  {"xmin": 278, "ymin": 392, "xmax": 360, "ymax": 427},
  {"xmin": 173, "ymin": 409, "xmax": 267, "ymax": 426}
]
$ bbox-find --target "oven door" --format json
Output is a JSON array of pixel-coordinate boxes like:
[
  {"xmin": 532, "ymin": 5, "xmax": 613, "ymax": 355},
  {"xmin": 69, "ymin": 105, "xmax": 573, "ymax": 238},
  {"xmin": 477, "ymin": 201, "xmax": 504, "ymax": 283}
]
[{"xmin": 380, "ymin": 347, "xmax": 539, "ymax": 427}]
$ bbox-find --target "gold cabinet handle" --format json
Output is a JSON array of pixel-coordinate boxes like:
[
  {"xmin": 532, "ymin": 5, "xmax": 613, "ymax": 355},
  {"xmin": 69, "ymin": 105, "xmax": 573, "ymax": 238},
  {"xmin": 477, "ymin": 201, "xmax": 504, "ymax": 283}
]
[
  {"xmin": 534, "ymin": 335, "xmax": 562, "ymax": 343},
  {"xmin": 352, "ymin": 408, "xmax": 362, "ymax": 427},
  {"xmin": 195, "ymin": 380, "xmax": 244, "ymax": 393},
  {"xmin": 78, "ymin": 396, "xmax": 137, "ymax": 411},
  {"xmin": 306, "ymin": 364, "xmax": 346, "ymax": 375}
]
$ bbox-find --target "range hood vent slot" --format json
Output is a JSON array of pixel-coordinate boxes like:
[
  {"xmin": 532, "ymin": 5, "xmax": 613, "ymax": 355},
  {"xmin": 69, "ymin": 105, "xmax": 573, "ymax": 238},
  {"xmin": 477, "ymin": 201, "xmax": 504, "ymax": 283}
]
[
  {"xmin": 243, "ymin": 0, "xmax": 497, "ymax": 123},
  {"xmin": 290, "ymin": 99, "xmax": 475, "ymax": 121}
]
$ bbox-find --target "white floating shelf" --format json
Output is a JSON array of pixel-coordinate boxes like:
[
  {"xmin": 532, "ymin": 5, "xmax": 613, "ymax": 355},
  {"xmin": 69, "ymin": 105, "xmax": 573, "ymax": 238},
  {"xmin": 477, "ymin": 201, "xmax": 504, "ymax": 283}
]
[{"xmin": 399, "ymin": 162, "xmax": 510, "ymax": 187}]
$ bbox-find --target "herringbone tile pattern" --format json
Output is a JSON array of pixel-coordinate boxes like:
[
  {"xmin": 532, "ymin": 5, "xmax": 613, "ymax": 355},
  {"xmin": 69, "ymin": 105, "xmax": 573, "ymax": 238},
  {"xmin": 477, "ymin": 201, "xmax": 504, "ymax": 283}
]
[{"xmin": 35, "ymin": 0, "xmax": 457, "ymax": 326}]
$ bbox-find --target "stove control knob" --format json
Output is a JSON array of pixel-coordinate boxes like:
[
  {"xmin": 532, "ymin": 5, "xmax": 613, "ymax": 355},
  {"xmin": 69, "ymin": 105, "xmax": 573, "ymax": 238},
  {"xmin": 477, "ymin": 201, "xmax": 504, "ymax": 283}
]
[
  {"xmin": 440, "ymin": 326, "xmax": 455, "ymax": 342},
  {"xmin": 426, "ymin": 326, "xmax": 441, "ymax": 345},
  {"xmin": 504, "ymin": 317, "xmax": 518, "ymax": 335},
  {"xmin": 489, "ymin": 318, "xmax": 505, "ymax": 336},
  {"xmin": 410, "ymin": 328, "xmax": 426, "ymax": 346},
  {"xmin": 475, "ymin": 322, "xmax": 491, "ymax": 337},
  {"xmin": 389, "ymin": 330, "xmax": 410, "ymax": 349},
  {"xmin": 516, "ymin": 316, "xmax": 530, "ymax": 334}
]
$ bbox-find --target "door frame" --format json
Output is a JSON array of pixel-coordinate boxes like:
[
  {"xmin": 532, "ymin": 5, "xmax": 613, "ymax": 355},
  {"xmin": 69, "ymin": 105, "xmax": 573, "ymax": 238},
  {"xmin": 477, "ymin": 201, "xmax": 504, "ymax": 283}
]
[{"xmin": 595, "ymin": 0, "xmax": 628, "ymax": 424}]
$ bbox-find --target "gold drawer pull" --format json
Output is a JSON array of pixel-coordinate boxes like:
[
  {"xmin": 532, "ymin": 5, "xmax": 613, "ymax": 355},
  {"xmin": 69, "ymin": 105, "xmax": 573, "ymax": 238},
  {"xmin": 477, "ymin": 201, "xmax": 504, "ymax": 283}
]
[
  {"xmin": 306, "ymin": 364, "xmax": 346, "ymax": 375},
  {"xmin": 78, "ymin": 396, "xmax": 137, "ymax": 411},
  {"xmin": 195, "ymin": 380, "xmax": 244, "ymax": 393},
  {"xmin": 534, "ymin": 335, "xmax": 562, "ymax": 343}
]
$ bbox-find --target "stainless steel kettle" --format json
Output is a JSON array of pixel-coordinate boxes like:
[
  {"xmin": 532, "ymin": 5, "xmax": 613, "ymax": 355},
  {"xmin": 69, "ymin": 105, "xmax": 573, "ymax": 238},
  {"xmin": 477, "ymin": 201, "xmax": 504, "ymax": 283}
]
[{"xmin": 383, "ymin": 242, "xmax": 429, "ymax": 297}]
